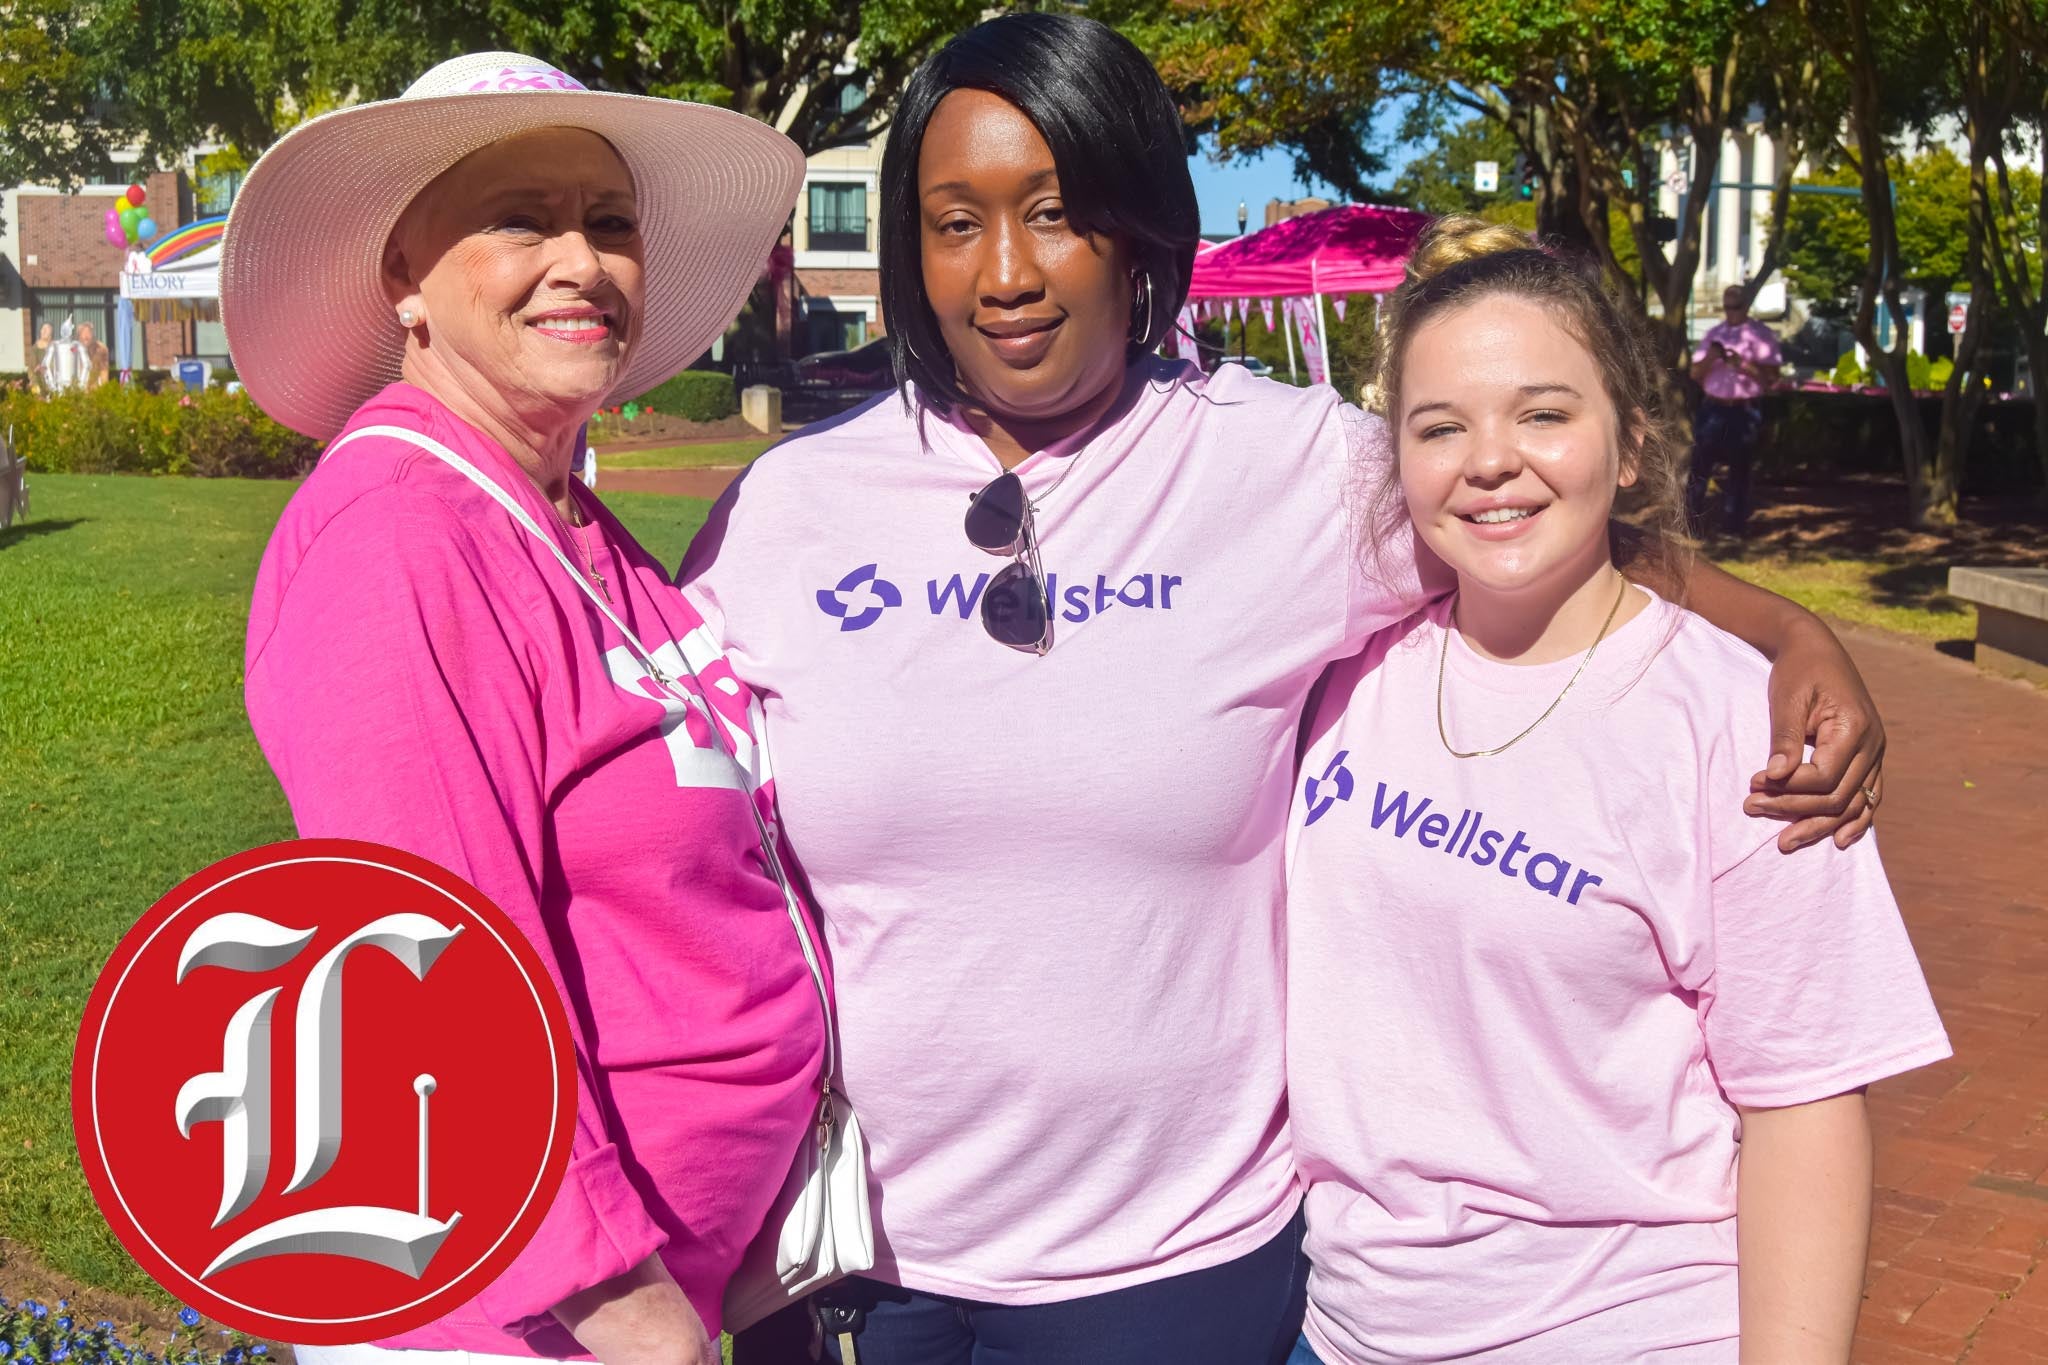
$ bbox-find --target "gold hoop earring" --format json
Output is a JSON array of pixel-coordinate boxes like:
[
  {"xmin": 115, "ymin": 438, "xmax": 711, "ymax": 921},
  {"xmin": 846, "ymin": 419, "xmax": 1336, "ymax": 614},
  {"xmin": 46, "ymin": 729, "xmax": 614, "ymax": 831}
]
[{"xmin": 1129, "ymin": 270, "xmax": 1155, "ymax": 347}]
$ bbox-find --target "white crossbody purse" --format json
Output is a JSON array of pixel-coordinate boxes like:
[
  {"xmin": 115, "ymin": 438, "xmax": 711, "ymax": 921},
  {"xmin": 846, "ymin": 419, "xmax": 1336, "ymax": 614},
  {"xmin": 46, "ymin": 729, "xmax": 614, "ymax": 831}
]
[{"xmin": 326, "ymin": 426, "xmax": 874, "ymax": 1333}]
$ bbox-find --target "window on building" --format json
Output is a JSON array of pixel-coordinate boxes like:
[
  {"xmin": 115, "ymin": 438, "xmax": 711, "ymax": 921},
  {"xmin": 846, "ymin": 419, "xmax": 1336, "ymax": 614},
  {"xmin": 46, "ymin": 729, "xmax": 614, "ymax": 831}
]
[
  {"xmin": 196, "ymin": 169, "xmax": 245, "ymax": 217},
  {"xmin": 807, "ymin": 306, "xmax": 866, "ymax": 354},
  {"xmin": 194, "ymin": 319, "xmax": 232, "ymax": 366},
  {"xmin": 808, "ymin": 183, "xmax": 868, "ymax": 252},
  {"xmin": 29, "ymin": 288, "xmax": 138, "ymax": 368}
]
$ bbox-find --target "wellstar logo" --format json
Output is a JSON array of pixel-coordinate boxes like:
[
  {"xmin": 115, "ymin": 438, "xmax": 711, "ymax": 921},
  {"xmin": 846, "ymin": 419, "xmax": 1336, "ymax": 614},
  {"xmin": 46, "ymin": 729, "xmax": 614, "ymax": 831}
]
[
  {"xmin": 1303, "ymin": 751, "xmax": 1354, "ymax": 826},
  {"xmin": 815, "ymin": 564, "xmax": 1184, "ymax": 632},
  {"xmin": 815, "ymin": 563, "xmax": 904, "ymax": 632}
]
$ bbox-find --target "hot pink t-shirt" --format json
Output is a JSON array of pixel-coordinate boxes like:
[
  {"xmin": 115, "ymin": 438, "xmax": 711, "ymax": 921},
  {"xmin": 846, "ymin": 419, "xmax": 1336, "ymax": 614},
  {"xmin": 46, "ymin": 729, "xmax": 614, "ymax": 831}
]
[
  {"xmin": 244, "ymin": 384, "xmax": 826, "ymax": 1351},
  {"xmin": 1286, "ymin": 590, "xmax": 1950, "ymax": 1364},
  {"xmin": 1694, "ymin": 319, "xmax": 1784, "ymax": 401},
  {"xmin": 679, "ymin": 358, "xmax": 1428, "ymax": 1303}
]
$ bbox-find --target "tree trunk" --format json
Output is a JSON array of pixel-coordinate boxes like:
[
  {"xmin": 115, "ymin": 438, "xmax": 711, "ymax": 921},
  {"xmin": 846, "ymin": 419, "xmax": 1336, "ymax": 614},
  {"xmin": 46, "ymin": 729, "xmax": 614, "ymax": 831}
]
[
  {"xmin": 1838, "ymin": 0, "xmax": 1949, "ymax": 526},
  {"xmin": 2028, "ymin": 335, "xmax": 2048, "ymax": 502}
]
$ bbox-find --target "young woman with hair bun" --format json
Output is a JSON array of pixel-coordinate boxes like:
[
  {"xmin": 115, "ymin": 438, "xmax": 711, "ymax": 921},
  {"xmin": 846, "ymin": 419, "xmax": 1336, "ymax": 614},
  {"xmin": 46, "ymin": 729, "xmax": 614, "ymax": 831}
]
[{"xmin": 1285, "ymin": 217, "xmax": 1950, "ymax": 1364}]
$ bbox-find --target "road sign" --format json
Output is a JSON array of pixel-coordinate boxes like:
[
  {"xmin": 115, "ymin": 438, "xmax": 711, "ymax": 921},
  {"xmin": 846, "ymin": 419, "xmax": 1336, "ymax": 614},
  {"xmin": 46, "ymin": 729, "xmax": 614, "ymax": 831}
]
[
  {"xmin": 1474, "ymin": 160, "xmax": 1499, "ymax": 193},
  {"xmin": 1666, "ymin": 169, "xmax": 1689, "ymax": 194},
  {"xmin": 1948, "ymin": 291, "xmax": 1970, "ymax": 335}
]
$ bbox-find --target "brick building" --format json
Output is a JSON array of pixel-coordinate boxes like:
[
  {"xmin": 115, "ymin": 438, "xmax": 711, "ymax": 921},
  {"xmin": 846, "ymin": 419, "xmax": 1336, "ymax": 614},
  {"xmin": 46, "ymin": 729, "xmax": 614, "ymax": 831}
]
[
  {"xmin": 792, "ymin": 118, "xmax": 887, "ymax": 355},
  {"xmin": 2, "ymin": 167, "xmax": 215, "ymax": 377}
]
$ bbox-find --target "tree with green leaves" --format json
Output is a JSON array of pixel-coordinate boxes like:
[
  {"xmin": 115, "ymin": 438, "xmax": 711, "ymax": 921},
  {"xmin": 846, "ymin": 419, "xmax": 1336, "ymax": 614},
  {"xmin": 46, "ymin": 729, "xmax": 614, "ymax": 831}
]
[
  {"xmin": 7, "ymin": 0, "xmax": 989, "ymax": 193},
  {"xmin": 1776, "ymin": 149, "xmax": 2034, "ymax": 319},
  {"xmin": 1968, "ymin": 0, "xmax": 2048, "ymax": 499},
  {"xmin": 1140, "ymin": 0, "xmax": 1842, "ymax": 367},
  {"xmin": 1798, "ymin": 0, "xmax": 2004, "ymax": 525}
]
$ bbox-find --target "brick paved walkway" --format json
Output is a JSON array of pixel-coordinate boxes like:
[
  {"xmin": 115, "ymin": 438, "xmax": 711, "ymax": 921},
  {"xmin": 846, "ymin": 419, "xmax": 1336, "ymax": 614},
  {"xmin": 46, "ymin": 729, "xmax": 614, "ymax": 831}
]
[
  {"xmin": 1846, "ymin": 627, "xmax": 2048, "ymax": 1362},
  {"xmin": 598, "ymin": 465, "xmax": 746, "ymax": 500}
]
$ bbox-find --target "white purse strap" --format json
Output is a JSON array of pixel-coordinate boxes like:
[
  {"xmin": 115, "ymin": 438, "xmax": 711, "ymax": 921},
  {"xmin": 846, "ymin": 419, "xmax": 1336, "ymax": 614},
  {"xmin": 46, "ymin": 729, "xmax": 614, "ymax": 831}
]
[{"xmin": 325, "ymin": 425, "xmax": 840, "ymax": 1090}]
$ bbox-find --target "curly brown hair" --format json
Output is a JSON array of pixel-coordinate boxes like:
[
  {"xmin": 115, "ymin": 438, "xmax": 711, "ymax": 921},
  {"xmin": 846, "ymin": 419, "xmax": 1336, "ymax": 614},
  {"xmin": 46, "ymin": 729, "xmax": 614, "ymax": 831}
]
[{"xmin": 1362, "ymin": 215, "xmax": 1691, "ymax": 595}]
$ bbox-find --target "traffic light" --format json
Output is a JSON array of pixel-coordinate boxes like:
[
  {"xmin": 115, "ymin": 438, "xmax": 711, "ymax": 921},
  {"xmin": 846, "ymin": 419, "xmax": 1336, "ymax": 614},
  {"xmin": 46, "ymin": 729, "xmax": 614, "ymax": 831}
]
[{"xmin": 1510, "ymin": 152, "xmax": 1538, "ymax": 201}]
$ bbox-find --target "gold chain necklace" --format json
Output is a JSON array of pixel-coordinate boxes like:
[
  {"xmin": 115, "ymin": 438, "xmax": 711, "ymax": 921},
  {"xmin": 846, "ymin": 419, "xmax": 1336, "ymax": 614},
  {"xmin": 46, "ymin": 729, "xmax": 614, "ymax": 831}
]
[
  {"xmin": 560, "ymin": 497, "xmax": 610, "ymax": 603},
  {"xmin": 1436, "ymin": 569, "xmax": 1629, "ymax": 759}
]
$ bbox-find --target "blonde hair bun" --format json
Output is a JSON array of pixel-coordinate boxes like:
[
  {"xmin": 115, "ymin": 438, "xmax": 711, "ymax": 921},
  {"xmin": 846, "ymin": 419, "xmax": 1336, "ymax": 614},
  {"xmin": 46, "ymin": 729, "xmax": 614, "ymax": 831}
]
[{"xmin": 1405, "ymin": 214, "xmax": 1540, "ymax": 287}]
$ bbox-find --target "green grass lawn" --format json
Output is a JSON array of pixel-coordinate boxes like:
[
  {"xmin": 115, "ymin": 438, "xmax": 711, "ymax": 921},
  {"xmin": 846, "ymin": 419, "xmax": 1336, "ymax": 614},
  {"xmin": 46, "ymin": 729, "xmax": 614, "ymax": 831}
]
[
  {"xmin": 1712, "ymin": 553, "xmax": 1976, "ymax": 643},
  {"xmin": 0, "ymin": 474, "xmax": 709, "ymax": 1298},
  {"xmin": 596, "ymin": 437, "xmax": 773, "ymax": 471}
]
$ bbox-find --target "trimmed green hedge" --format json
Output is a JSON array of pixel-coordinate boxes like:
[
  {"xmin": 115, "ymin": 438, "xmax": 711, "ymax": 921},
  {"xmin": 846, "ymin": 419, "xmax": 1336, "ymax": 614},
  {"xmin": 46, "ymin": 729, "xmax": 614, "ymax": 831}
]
[
  {"xmin": 1754, "ymin": 389, "xmax": 2044, "ymax": 497},
  {"xmin": 1, "ymin": 383, "xmax": 319, "ymax": 478},
  {"xmin": 633, "ymin": 369, "xmax": 736, "ymax": 422}
]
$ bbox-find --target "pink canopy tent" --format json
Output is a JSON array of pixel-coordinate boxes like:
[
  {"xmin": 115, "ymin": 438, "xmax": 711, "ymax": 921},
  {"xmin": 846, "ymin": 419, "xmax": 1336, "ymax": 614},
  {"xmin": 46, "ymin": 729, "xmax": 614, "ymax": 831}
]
[{"xmin": 1187, "ymin": 203, "xmax": 1430, "ymax": 299}]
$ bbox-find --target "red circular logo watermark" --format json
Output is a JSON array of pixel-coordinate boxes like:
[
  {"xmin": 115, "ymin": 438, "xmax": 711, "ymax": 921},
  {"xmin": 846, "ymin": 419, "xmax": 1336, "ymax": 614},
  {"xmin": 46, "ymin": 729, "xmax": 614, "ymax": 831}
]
[{"xmin": 72, "ymin": 839, "xmax": 577, "ymax": 1343}]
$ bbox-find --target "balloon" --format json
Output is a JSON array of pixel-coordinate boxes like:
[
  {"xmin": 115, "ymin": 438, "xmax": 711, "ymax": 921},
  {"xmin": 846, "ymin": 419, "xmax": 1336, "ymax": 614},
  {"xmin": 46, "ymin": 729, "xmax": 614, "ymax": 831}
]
[
  {"xmin": 104, "ymin": 212, "xmax": 126, "ymax": 248},
  {"xmin": 137, "ymin": 216, "xmax": 157, "ymax": 240},
  {"xmin": 121, "ymin": 217, "xmax": 138, "ymax": 245},
  {"xmin": 126, "ymin": 184, "xmax": 146, "ymax": 206},
  {"xmin": 119, "ymin": 205, "xmax": 142, "ymax": 230}
]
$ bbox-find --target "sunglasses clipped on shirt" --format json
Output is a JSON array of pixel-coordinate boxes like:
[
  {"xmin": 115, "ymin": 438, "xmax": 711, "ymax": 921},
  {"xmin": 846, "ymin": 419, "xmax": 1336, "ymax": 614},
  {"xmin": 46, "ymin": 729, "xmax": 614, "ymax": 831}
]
[{"xmin": 965, "ymin": 470, "xmax": 1053, "ymax": 655}]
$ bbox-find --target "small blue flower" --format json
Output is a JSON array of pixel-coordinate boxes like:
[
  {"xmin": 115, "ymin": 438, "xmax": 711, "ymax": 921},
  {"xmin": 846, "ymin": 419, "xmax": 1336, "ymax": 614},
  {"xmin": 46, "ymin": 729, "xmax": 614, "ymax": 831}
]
[
  {"xmin": 25, "ymin": 1307, "xmax": 45, "ymax": 1322},
  {"xmin": 250, "ymin": 1349, "xmax": 267, "ymax": 1358},
  {"xmin": 22, "ymin": 1354, "xmax": 39, "ymax": 1365},
  {"xmin": 52, "ymin": 1348, "xmax": 69, "ymax": 1362},
  {"xmin": 174, "ymin": 1312, "xmax": 198, "ymax": 1331},
  {"xmin": 223, "ymin": 1349, "xmax": 242, "ymax": 1365},
  {"xmin": 1, "ymin": 1341, "xmax": 14, "ymax": 1358},
  {"xmin": 55, "ymin": 1319, "xmax": 70, "ymax": 1333}
]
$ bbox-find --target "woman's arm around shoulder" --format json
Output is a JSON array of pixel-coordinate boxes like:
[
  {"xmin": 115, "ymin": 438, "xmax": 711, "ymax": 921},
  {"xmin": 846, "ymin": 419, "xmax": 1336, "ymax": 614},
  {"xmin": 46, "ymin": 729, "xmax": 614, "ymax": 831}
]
[{"xmin": 1623, "ymin": 533, "xmax": 1883, "ymax": 851}]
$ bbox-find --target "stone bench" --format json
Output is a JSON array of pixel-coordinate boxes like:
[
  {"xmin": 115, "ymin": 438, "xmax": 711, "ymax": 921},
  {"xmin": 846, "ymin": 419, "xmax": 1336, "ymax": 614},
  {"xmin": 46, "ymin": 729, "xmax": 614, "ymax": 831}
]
[{"xmin": 1948, "ymin": 566, "xmax": 2048, "ymax": 685}]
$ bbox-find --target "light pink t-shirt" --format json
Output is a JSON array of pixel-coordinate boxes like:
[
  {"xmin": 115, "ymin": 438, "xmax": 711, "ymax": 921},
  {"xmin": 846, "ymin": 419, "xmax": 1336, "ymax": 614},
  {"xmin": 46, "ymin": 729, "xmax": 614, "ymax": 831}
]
[
  {"xmin": 1287, "ymin": 590, "xmax": 1950, "ymax": 1364},
  {"xmin": 1694, "ymin": 319, "xmax": 1784, "ymax": 401},
  {"xmin": 679, "ymin": 358, "xmax": 1426, "ymax": 1303},
  {"xmin": 245, "ymin": 384, "xmax": 826, "ymax": 1351}
]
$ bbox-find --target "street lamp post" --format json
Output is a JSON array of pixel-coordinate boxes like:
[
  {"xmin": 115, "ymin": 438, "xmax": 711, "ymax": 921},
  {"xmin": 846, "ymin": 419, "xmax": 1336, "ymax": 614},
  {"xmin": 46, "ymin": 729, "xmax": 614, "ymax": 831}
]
[{"xmin": 1236, "ymin": 200, "xmax": 1249, "ymax": 362}]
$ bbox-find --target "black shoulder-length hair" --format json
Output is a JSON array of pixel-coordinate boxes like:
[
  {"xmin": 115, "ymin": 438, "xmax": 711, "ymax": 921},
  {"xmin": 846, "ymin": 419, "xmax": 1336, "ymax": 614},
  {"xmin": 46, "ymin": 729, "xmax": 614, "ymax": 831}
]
[{"xmin": 877, "ymin": 12, "xmax": 1202, "ymax": 410}]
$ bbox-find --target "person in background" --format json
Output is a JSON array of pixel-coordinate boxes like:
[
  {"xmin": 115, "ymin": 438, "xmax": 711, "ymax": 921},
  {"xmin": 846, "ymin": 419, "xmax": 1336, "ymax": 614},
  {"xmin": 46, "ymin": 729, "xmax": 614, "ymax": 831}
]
[
  {"xmin": 1286, "ymin": 216, "xmax": 1946, "ymax": 1365},
  {"xmin": 27, "ymin": 322, "xmax": 53, "ymax": 396},
  {"xmin": 75, "ymin": 322, "xmax": 112, "ymax": 390},
  {"xmin": 1688, "ymin": 283, "xmax": 1784, "ymax": 537},
  {"xmin": 682, "ymin": 15, "xmax": 1890, "ymax": 1364}
]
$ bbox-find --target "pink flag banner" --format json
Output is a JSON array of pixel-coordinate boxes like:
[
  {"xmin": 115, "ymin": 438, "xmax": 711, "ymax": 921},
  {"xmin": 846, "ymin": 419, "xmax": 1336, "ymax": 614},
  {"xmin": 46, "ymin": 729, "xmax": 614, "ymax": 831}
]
[
  {"xmin": 1332, "ymin": 296, "xmax": 1348, "ymax": 321},
  {"xmin": 1289, "ymin": 297, "xmax": 1329, "ymax": 386},
  {"xmin": 1260, "ymin": 298, "xmax": 1276, "ymax": 329}
]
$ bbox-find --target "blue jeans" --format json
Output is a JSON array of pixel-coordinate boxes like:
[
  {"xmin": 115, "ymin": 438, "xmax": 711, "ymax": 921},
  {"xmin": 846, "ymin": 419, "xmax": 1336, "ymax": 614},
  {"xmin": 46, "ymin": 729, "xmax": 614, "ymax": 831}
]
[
  {"xmin": 733, "ymin": 1207, "xmax": 1308, "ymax": 1365},
  {"xmin": 1286, "ymin": 1334, "xmax": 1326, "ymax": 1365},
  {"xmin": 1687, "ymin": 400, "xmax": 1764, "ymax": 535}
]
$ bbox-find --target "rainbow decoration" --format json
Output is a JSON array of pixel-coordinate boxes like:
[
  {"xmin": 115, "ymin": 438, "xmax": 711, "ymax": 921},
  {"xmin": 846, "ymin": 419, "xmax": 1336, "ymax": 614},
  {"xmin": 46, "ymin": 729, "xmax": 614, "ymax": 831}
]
[{"xmin": 147, "ymin": 215, "xmax": 226, "ymax": 268}]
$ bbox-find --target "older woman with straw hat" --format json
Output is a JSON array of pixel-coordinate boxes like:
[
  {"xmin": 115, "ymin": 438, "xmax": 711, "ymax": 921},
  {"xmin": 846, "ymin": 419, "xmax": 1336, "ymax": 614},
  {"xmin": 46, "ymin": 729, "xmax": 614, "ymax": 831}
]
[{"xmin": 225, "ymin": 52, "xmax": 831, "ymax": 1365}]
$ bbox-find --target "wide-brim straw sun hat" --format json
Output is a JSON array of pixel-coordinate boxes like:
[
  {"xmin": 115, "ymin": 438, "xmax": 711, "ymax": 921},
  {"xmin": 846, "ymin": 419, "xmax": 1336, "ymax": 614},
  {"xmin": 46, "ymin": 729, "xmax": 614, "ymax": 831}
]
[{"xmin": 222, "ymin": 51, "xmax": 805, "ymax": 439}]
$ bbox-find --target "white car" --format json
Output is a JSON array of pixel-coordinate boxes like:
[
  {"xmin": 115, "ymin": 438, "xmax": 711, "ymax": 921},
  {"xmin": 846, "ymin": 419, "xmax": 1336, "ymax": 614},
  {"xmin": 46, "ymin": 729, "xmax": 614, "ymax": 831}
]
[{"xmin": 1216, "ymin": 355, "xmax": 1275, "ymax": 378}]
